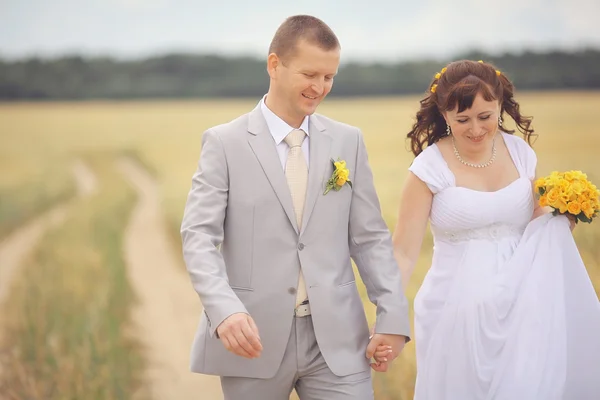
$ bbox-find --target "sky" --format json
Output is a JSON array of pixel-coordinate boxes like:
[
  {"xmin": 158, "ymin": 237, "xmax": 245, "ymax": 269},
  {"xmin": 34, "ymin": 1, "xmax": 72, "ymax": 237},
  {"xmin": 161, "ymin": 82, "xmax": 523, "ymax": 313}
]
[{"xmin": 1, "ymin": 0, "xmax": 599, "ymax": 63}]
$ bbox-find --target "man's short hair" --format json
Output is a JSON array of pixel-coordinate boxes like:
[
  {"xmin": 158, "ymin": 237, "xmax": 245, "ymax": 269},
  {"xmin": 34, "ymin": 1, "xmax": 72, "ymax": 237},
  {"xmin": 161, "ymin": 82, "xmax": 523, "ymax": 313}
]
[{"xmin": 268, "ymin": 15, "xmax": 340, "ymax": 62}]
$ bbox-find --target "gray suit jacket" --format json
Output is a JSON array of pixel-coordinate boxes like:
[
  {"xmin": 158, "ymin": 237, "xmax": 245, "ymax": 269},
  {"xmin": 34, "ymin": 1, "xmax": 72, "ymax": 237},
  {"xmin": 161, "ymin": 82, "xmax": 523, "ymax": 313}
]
[{"xmin": 180, "ymin": 103, "xmax": 410, "ymax": 379}]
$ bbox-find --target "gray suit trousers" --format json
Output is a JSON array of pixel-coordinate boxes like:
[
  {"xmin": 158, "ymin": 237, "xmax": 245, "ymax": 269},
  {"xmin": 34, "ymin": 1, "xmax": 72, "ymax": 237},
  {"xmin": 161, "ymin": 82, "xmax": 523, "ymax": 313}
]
[{"xmin": 220, "ymin": 314, "xmax": 374, "ymax": 400}]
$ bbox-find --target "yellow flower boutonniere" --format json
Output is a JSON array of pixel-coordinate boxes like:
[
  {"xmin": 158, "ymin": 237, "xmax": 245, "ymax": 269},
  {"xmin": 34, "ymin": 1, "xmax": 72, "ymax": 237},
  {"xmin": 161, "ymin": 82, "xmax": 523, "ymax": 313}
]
[{"xmin": 324, "ymin": 158, "xmax": 352, "ymax": 195}]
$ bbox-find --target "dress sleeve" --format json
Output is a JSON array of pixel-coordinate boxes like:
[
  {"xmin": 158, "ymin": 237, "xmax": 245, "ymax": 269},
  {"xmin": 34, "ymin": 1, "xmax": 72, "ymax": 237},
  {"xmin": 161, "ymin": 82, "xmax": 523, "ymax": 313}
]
[
  {"xmin": 508, "ymin": 133, "xmax": 538, "ymax": 180},
  {"xmin": 408, "ymin": 145, "xmax": 453, "ymax": 194}
]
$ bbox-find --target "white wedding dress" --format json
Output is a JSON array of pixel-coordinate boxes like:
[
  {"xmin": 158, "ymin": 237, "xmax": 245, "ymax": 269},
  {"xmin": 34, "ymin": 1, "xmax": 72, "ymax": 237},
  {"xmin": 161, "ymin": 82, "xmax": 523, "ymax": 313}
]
[{"xmin": 410, "ymin": 132, "xmax": 600, "ymax": 399}]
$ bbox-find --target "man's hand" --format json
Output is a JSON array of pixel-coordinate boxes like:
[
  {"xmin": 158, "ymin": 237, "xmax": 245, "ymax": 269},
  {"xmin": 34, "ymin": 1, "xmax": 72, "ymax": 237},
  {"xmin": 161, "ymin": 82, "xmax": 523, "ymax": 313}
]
[
  {"xmin": 216, "ymin": 312, "xmax": 263, "ymax": 359},
  {"xmin": 366, "ymin": 333, "xmax": 406, "ymax": 372}
]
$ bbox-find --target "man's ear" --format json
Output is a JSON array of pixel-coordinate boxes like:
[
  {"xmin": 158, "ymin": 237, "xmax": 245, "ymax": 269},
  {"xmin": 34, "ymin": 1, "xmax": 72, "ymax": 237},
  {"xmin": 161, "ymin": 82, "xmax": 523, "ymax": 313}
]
[{"xmin": 266, "ymin": 53, "xmax": 280, "ymax": 79}]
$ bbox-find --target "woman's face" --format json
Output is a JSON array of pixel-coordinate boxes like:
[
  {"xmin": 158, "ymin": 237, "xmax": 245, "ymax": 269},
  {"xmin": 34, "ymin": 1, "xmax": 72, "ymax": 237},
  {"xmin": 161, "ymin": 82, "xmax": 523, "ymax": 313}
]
[{"xmin": 445, "ymin": 92, "xmax": 500, "ymax": 151}]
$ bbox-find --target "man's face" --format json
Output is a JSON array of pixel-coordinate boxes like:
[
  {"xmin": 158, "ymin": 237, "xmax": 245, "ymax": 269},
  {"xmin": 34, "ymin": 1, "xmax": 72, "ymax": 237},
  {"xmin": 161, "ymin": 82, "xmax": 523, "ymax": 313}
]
[{"xmin": 273, "ymin": 39, "xmax": 340, "ymax": 122}]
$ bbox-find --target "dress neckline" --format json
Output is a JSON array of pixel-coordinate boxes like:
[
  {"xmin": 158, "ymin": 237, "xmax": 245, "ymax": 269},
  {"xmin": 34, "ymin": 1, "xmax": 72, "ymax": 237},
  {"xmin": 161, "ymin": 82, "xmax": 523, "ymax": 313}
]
[{"xmin": 431, "ymin": 132, "xmax": 525, "ymax": 194}]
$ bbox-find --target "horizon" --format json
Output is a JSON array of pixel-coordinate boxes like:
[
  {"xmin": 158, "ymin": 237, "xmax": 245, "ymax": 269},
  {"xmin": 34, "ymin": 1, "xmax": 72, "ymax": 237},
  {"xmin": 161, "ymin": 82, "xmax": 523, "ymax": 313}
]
[{"xmin": 2, "ymin": 45, "xmax": 599, "ymax": 65}]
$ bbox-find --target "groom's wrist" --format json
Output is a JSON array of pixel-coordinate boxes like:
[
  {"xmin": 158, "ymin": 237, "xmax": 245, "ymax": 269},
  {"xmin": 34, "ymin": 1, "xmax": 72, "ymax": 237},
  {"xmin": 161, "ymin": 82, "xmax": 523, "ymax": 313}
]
[
  {"xmin": 207, "ymin": 304, "xmax": 249, "ymax": 338},
  {"xmin": 373, "ymin": 324, "xmax": 411, "ymax": 343}
]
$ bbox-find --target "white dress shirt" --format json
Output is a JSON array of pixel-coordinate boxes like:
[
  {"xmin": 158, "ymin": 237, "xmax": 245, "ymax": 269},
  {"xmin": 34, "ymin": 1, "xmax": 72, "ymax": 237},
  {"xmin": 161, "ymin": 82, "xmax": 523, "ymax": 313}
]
[{"xmin": 260, "ymin": 95, "xmax": 310, "ymax": 169}]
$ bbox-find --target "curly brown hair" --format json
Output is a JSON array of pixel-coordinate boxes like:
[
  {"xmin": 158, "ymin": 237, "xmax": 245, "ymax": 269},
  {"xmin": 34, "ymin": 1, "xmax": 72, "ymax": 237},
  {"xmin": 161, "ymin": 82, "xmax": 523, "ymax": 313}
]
[{"xmin": 407, "ymin": 60, "xmax": 535, "ymax": 157}]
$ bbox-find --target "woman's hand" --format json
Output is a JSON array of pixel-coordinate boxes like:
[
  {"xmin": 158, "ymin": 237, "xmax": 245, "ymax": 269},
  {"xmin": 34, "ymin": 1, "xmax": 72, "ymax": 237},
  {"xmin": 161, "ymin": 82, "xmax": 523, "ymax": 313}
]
[{"xmin": 566, "ymin": 214, "xmax": 577, "ymax": 231}]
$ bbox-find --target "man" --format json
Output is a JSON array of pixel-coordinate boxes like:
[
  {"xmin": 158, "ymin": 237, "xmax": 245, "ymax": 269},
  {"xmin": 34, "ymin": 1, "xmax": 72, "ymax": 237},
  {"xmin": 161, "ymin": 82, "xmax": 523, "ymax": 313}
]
[{"xmin": 180, "ymin": 14, "xmax": 410, "ymax": 399}]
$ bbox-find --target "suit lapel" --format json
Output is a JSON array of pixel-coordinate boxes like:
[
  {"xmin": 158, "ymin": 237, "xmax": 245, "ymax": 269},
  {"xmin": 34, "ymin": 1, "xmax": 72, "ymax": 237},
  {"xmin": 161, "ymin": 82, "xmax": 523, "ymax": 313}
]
[
  {"xmin": 300, "ymin": 115, "xmax": 331, "ymax": 234},
  {"xmin": 247, "ymin": 106, "xmax": 299, "ymax": 234}
]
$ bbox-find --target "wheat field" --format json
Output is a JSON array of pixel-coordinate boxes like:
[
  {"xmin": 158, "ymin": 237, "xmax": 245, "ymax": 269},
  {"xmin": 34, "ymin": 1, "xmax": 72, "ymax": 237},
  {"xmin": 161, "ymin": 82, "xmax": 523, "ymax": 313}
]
[{"xmin": 0, "ymin": 91, "xmax": 599, "ymax": 399}]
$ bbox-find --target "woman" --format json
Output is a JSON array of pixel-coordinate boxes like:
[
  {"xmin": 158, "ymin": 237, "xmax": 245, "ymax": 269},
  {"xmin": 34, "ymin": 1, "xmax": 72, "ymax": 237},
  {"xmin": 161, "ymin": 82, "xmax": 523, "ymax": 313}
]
[{"xmin": 386, "ymin": 60, "xmax": 600, "ymax": 399}]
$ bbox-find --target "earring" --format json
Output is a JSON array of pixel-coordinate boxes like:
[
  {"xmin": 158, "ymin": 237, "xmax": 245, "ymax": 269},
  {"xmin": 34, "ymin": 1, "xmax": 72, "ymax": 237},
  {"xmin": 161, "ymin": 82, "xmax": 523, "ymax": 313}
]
[
  {"xmin": 446, "ymin": 123, "xmax": 451, "ymax": 136},
  {"xmin": 498, "ymin": 116, "xmax": 503, "ymax": 126}
]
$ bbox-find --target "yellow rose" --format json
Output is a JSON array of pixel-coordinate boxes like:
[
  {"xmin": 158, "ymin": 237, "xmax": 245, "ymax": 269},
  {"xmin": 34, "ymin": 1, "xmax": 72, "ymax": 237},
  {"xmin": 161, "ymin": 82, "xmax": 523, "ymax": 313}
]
[
  {"xmin": 572, "ymin": 171, "xmax": 587, "ymax": 180},
  {"xmin": 534, "ymin": 178, "xmax": 546, "ymax": 192},
  {"xmin": 549, "ymin": 171, "xmax": 561, "ymax": 180},
  {"xmin": 336, "ymin": 176, "xmax": 347, "ymax": 186},
  {"xmin": 581, "ymin": 201, "xmax": 593, "ymax": 218},
  {"xmin": 334, "ymin": 160, "xmax": 346, "ymax": 170},
  {"xmin": 555, "ymin": 200, "xmax": 568, "ymax": 214},
  {"xmin": 548, "ymin": 176, "xmax": 564, "ymax": 189},
  {"xmin": 571, "ymin": 181, "xmax": 584, "ymax": 195},
  {"xmin": 558, "ymin": 188, "xmax": 575, "ymax": 203},
  {"xmin": 581, "ymin": 181, "xmax": 590, "ymax": 193},
  {"xmin": 567, "ymin": 201, "xmax": 582, "ymax": 215},
  {"xmin": 564, "ymin": 171, "xmax": 575, "ymax": 182},
  {"xmin": 546, "ymin": 188, "xmax": 560, "ymax": 205},
  {"xmin": 539, "ymin": 195, "xmax": 549, "ymax": 207},
  {"xmin": 557, "ymin": 178, "xmax": 570, "ymax": 190},
  {"xmin": 582, "ymin": 187, "xmax": 591, "ymax": 198},
  {"xmin": 570, "ymin": 192, "xmax": 578, "ymax": 202},
  {"xmin": 590, "ymin": 186, "xmax": 599, "ymax": 200},
  {"xmin": 337, "ymin": 168, "xmax": 349, "ymax": 180}
]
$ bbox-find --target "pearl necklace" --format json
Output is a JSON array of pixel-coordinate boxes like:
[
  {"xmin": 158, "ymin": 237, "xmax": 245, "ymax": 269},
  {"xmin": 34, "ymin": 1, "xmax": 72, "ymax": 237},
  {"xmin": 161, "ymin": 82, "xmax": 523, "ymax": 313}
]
[{"xmin": 452, "ymin": 135, "xmax": 497, "ymax": 168}]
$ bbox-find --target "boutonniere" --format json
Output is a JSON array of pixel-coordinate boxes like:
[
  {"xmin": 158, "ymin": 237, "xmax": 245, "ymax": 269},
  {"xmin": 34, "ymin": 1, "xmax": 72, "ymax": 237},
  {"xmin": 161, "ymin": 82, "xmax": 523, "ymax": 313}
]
[{"xmin": 324, "ymin": 158, "xmax": 352, "ymax": 195}]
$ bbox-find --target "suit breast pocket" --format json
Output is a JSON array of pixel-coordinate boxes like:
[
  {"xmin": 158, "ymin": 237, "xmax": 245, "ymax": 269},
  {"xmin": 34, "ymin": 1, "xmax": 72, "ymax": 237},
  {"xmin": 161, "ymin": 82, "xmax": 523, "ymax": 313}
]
[{"xmin": 320, "ymin": 181, "xmax": 352, "ymax": 215}]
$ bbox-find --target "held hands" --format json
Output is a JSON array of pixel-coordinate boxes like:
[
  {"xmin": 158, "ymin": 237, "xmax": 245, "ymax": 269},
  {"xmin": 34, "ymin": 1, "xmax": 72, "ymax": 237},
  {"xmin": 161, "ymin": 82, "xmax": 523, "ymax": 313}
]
[
  {"xmin": 216, "ymin": 312, "xmax": 263, "ymax": 359},
  {"xmin": 365, "ymin": 328, "xmax": 406, "ymax": 372}
]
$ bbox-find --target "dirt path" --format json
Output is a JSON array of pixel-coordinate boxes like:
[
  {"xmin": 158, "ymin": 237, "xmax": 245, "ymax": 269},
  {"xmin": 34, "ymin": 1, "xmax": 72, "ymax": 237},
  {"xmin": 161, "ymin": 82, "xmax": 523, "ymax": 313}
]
[
  {"xmin": 0, "ymin": 160, "xmax": 97, "ymax": 306},
  {"xmin": 0, "ymin": 160, "xmax": 97, "ymax": 394},
  {"xmin": 118, "ymin": 158, "xmax": 223, "ymax": 400}
]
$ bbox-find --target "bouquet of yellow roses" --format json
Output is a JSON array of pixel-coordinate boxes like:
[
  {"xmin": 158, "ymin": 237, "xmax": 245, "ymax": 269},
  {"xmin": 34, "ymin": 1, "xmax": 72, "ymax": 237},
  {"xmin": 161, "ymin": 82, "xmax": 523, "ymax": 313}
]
[{"xmin": 535, "ymin": 170, "xmax": 600, "ymax": 224}]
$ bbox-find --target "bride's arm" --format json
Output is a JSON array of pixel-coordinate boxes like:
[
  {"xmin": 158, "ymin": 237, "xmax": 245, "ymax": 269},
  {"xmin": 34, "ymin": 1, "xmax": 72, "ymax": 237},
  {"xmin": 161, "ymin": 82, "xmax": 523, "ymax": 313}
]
[{"xmin": 391, "ymin": 172, "xmax": 433, "ymax": 292}]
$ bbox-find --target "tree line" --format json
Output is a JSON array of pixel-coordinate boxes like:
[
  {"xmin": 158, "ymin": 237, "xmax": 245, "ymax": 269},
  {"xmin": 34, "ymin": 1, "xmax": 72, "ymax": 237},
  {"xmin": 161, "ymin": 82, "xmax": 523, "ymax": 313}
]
[{"xmin": 1, "ymin": 48, "xmax": 599, "ymax": 100}]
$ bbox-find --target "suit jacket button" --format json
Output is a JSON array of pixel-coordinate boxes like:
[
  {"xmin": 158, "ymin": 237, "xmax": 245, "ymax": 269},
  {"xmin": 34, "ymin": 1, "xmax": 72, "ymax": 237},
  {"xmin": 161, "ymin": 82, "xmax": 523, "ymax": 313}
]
[
  {"xmin": 288, "ymin": 287, "xmax": 297, "ymax": 295},
  {"xmin": 298, "ymin": 243, "xmax": 305, "ymax": 250}
]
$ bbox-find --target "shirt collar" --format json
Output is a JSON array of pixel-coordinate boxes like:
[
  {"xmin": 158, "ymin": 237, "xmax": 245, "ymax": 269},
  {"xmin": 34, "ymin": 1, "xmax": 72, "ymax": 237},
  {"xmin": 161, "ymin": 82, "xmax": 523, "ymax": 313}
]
[{"xmin": 260, "ymin": 95, "xmax": 310, "ymax": 145}]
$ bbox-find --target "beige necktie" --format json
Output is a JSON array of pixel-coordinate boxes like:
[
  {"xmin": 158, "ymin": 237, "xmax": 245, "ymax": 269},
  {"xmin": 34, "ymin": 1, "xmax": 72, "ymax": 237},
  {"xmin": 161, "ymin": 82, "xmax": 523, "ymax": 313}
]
[{"xmin": 284, "ymin": 129, "xmax": 308, "ymax": 307}]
